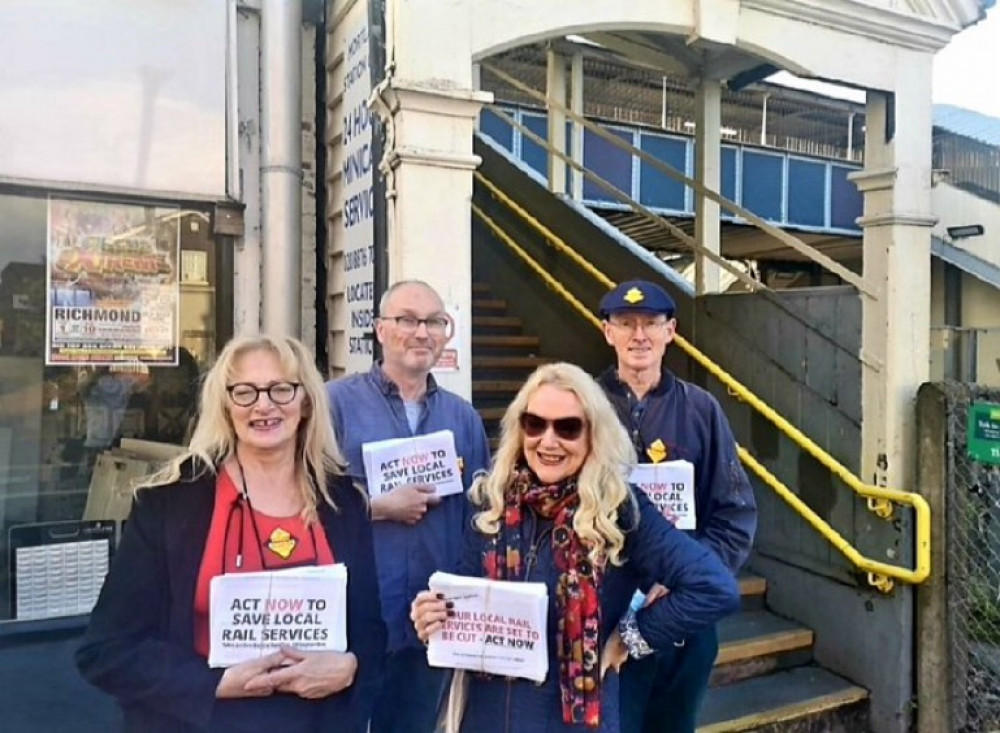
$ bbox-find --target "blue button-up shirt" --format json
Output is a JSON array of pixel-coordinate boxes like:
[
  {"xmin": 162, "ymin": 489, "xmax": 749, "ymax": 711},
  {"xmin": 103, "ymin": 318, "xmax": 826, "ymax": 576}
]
[{"xmin": 327, "ymin": 363, "xmax": 491, "ymax": 652}]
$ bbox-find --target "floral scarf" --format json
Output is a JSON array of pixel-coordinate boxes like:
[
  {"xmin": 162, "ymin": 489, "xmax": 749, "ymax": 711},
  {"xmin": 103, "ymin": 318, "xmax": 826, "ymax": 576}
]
[{"xmin": 483, "ymin": 464, "xmax": 604, "ymax": 727}]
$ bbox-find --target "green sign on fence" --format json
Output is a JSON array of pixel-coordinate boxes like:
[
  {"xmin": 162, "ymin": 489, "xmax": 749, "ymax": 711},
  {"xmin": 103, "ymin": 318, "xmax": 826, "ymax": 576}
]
[{"xmin": 968, "ymin": 402, "xmax": 1000, "ymax": 466}]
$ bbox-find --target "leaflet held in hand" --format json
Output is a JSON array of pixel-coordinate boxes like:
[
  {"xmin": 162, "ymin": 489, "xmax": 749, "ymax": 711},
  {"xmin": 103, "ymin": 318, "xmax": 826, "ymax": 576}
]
[
  {"xmin": 629, "ymin": 460, "xmax": 696, "ymax": 530},
  {"xmin": 361, "ymin": 429, "xmax": 464, "ymax": 497},
  {"xmin": 426, "ymin": 571, "xmax": 548, "ymax": 683},
  {"xmin": 208, "ymin": 564, "xmax": 347, "ymax": 668}
]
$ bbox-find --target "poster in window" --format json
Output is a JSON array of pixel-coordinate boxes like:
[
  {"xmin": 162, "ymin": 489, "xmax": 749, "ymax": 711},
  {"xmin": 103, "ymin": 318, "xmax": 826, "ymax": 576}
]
[{"xmin": 45, "ymin": 198, "xmax": 180, "ymax": 366}]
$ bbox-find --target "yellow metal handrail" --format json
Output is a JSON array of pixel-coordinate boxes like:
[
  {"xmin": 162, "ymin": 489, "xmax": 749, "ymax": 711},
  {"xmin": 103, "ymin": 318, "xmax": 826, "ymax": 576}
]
[{"xmin": 472, "ymin": 194, "xmax": 931, "ymax": 591}]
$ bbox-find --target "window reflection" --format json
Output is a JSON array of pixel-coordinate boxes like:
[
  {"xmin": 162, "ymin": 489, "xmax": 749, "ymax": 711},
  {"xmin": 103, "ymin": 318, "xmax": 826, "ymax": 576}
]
[{"xmin": 0, "ymin": 190, "xmax": 222, "ymax": 623}]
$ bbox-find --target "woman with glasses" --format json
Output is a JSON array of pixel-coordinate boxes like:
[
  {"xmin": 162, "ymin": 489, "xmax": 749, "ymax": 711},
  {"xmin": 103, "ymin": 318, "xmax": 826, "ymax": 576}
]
[
  {"xmin": 410, "ymin": 362, "xmax": 739, "ymax": 732},
  {"xmin": 77, "ymin": 335, "xmax": 385, "ymax": 733}
]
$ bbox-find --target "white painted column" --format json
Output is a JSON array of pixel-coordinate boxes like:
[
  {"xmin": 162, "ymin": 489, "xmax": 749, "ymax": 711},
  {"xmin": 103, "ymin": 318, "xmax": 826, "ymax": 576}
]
[
  {"xmin": 546, "ymin": 47, "xmax": 568, "ymax": 194},
  {"xmin": 234, "ymin": 6, "xmax": 262, "ymax": 335},
  {"xmin": 570, "ymin": 52, "xmax": 585, "ymax": 201},
  {"xmin": 850, "ymin": 51, "xmax": 936, "ymax": 497},
  {"xmin": 694, "ymin": 77, "xmax": 723, "ymax": 294},
  {"xmin": 372, "ymin": 83, "xmax": 492, "ymax": 399}
]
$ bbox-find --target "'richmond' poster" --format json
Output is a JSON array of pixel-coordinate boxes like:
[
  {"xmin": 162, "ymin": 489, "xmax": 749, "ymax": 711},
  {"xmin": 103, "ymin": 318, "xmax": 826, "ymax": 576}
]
[{"xmin": 45, "ymin": 198, "xmax": 180, "ymax": 366}]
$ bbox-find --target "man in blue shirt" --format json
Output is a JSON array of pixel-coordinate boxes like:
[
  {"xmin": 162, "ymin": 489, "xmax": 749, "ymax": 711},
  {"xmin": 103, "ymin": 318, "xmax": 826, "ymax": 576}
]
[
  {"xmin": 597, "ymin": 280, "xmax": 757, "ymax": 733},
  {"xmin": 327, "ymin": 280, "xmax": 490, "ymax": 733}
]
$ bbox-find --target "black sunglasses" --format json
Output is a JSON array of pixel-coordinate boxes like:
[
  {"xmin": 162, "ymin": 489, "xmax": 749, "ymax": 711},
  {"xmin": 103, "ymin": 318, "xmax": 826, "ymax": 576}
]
[{"xmin": 519, "ymin": 412, "xmax": 586, "ymax": 441}]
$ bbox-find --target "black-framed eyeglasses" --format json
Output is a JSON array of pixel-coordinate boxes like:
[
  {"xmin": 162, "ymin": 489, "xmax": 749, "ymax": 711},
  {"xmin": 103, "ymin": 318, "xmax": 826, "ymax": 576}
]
[
  {"xmin": 226, "ymin": 381, "xmax": 301, "ymax": 407},
  {"xmin": 519, "ymin": 412, "xmax": 586, "ymax": 441},
  {"xmin": 380, "ymin": 314, "xmax": 450, "ymax": 335}
]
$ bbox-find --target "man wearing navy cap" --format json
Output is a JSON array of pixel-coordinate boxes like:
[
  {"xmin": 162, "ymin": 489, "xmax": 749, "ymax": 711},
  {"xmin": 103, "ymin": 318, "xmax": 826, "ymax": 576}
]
[{"xmin": 597, "ymin": 280, "xmax": 756, "ymax": 733}]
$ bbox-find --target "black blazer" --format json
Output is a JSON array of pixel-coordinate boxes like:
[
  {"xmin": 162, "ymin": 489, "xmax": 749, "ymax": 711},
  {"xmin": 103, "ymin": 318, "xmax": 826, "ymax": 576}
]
[{"xmin": 76, "ymin": 463, "xmax": 386, "ymax": 733}]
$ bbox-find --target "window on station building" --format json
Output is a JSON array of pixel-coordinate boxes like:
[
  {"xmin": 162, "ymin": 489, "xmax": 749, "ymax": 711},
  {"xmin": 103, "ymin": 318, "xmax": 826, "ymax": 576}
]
[{"xmin": 0, "ymin": 189, "xmax": 228, "ymax": 625}]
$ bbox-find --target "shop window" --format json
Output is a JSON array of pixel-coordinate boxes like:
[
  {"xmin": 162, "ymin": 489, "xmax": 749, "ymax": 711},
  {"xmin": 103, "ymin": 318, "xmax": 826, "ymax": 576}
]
[{"xmin": 0, "ymin": 190, "xmax": 229, "ymax": 625}]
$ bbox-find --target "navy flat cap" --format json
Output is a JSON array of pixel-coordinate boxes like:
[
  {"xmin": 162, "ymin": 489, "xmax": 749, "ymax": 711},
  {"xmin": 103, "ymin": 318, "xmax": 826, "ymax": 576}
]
[{"xmin": 598, "ymin": 280, "xmax": 676, "ymax": 318}]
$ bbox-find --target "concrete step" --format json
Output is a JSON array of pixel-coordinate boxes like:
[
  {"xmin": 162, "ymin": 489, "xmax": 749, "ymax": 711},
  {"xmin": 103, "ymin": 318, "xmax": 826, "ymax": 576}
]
[
  {"xmin": 473, "ymin": 298, "xmax": 509, "ymax": 313},
  {"xmin": 478, "ymin": 406, "xmax": 507, "ymax": 422},
  {"xmin": 712, "ymin": 609, "xmax": 814, "ymax": 688},
  {"xmin": 471, "ymin": 334, "xmax": 541, "ymax": 355},
  {"xmin": 472, "ymin": 315, "xmax": 524, "ymax": 331},
  {"xmin": 471, "ymin": 355, "xmax": 552, "ymax": 381},
  {"xmin": 472, "ymin": 380, "xmax": 525, "ymax": 394},
  {"xmin": 697, "ymin": 666, "xmax": 869, "ymax": 732},
  {"xmin": 737, "ymin": 574, "xmax": 767, "ymax": 612},
  {"xmin": 472, "ymin": 355, "xmax": 552, "ymax": 369}
]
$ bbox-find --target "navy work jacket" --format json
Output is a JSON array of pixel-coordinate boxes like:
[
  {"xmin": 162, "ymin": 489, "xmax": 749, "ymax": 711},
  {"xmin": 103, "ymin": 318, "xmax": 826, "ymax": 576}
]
[{"xmin": 598, "ymin": 367, "xmax": 756, "ymax": 574}]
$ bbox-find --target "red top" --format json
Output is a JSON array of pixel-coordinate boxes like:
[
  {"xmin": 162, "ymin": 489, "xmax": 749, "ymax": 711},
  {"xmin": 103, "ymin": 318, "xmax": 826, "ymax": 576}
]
[{"xmin": 193, "ymin": 470, "xmax": 335, "ymax": 658}]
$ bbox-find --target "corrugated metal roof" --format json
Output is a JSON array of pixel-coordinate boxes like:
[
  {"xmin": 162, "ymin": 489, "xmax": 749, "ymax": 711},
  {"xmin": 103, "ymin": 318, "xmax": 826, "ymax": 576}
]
[{"xmin": 933, "ymin": 104, "xmax": 1000, "ymax": 147}]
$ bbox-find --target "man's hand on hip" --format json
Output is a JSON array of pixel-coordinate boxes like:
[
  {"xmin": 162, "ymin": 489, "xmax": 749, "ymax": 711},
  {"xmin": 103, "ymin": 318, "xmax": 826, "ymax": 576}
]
[{"xmin": 371, "ymin": 484, "xmax": 441, "ymax": 524}]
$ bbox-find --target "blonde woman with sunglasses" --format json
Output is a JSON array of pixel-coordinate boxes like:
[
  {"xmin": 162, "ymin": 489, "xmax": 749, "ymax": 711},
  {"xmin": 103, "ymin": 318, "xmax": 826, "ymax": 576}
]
[{"xmin": 411, "ymin": 362, "xmax": 739, "ymax": 732}]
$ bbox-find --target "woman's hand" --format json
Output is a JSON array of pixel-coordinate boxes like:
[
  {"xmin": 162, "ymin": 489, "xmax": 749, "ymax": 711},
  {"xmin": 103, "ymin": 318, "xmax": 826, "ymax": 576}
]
[
  {"xmin": 410, "ymin": 590, "xmax": 451, "ymax": 643},
  {"xmin": 215, "ymin": 651, "xmax": 286, "ymax": 698},
  {"xmin": 248, "ymin": 647, "xmax": 358, "ymax": 700},
  {"xmin": 643, "ymin": 584, "xmax": 669, "ymax": 606},
  {"xmin": 601, "ymin": 629, "xmax": 628, "ymax": 679}
]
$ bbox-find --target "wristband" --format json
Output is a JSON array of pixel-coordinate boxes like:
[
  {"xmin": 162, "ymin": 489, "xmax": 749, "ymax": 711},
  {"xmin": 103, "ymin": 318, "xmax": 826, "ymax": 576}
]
[{"xmin": 618, "ymin": 612, "xmax": 656, "ymax": 659}]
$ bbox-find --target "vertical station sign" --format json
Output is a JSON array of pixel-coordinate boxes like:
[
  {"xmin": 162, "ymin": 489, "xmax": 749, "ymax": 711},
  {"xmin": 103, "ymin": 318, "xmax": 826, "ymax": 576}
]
[{"xmin": 342, "ymin": 1, "xmax": 375, "ymax": 373}]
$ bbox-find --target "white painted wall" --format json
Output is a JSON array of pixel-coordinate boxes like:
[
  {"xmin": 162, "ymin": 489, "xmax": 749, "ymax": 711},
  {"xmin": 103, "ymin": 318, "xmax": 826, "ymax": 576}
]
[
  {"xmin": 301, "ymin": 24, "xmax": 318, "ymax": 353},
  {"xmin": 0, "ymin": 0, "xmax": 228, "ymax": 197},
  {"xmin": 932, "ymin": 182, "xmax": 1000, "ymax": 274}
]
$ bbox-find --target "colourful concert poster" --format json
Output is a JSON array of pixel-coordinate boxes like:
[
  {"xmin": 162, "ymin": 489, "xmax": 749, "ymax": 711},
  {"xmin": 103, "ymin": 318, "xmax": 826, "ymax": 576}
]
[{"xmin": 45, "ymin": 198, "xmax": 180, "ymax": 366}]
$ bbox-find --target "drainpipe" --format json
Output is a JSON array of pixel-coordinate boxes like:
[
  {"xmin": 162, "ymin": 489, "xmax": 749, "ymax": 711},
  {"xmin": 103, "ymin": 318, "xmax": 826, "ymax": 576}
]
[{"xmin": 260, "ymin": 0, "xmax": 302, "ymax": 336}]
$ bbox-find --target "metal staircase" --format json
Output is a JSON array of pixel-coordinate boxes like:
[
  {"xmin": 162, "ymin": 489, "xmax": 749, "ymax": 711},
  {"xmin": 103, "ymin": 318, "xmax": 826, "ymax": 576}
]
[{"xmin": 470, "ymin": 280, "xmax": 870, "ymax": 732}]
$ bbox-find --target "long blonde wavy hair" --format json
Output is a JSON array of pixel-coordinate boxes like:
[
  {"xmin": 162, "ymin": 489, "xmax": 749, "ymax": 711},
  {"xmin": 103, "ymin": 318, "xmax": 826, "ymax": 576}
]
[
  {"xmin": 139, "ymin": 334, "xmax": 347, "ymax": 523},
  {"xmin": 470, "ymin": 362, "xmax": 637, "ymax": 566}
]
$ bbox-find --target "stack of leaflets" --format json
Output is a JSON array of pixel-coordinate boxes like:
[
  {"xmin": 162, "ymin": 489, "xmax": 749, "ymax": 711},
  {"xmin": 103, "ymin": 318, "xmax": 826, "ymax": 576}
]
[
  {"xmin": 208, "ymin": 564, "xmax": 348, "ymax": 667},
  {"xmin": 426, "ymin": 571, "xmax": 548, "ymax": 683},
  {"xmin": 361, "ymin": 429, "xmax": 464, "ymax": 497},
  {"xmin": 629, "ymin": 460, "xmax": 696, "ymax": 529}
]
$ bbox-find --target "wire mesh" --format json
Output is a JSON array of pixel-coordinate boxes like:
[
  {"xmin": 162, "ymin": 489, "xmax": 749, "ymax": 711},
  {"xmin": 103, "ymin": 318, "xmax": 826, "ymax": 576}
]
[
  {"xmin": 481, "ymin": 43, "xmax": 865, "ymax": 162},
  {"xmin": 947, "ymin": 389, "xmax": 1000, "ymax": 732}
]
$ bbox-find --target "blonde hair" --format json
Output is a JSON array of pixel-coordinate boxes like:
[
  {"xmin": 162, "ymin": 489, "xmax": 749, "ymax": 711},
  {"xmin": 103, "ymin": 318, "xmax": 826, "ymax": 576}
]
[
  {"xmin": 470, "ymin": 362, "xmax": 637, "ymax": 566},
  {"xmin": 139, "ymin": 334, "xmax": 347, "ymax": 523}
]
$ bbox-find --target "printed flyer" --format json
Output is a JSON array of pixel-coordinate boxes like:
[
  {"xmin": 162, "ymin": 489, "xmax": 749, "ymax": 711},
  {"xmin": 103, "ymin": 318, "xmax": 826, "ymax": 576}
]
[
  {"xmin": 208, "ymin": 565, "xmax": 348, "ymax": 668},
  {"xmin": 629, "ymin": 460, "xmax": 696, "ymax": 530},
  {"xmin": 45, "ymin": 197, "xmax": 180, "ymax": 366},
  {"xmin": 426, "ymin": 571, "xmax": 548, "ymax": 683},
  {"xmin": 361, "ymin": 430, "xmax": 464, "ymax": 497}
]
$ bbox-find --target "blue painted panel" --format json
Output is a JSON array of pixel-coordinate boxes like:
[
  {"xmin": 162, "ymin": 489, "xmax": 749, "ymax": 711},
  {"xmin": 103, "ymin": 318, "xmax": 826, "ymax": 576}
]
[
  {"xmin": 521, "ymin": 113, "xmax": 549, "ymax": 177},
  {"xmin": 480, "ymin": 108, "xmax": 513, "ymax": 152},
  {"xmin": 722, "ymin": 147, "xmax": 737, "ymax": 206},
  {"xmin": 787, "ymin": 159, "xmax": 826, "ymax": 227},
  {"xmin": 742, "ymin": 151, "xmax": 783, "ymax": 221},
  {"xmin": 638, "ymin": 134, "xmax": 687, "ymax": 211},
  {"xmin": 830, "ymin": 165, "xmax": 863, "ymax": 231},
  {"xmin": 583, "ymin": 126, "xmax": 633, "ymax": 202}
]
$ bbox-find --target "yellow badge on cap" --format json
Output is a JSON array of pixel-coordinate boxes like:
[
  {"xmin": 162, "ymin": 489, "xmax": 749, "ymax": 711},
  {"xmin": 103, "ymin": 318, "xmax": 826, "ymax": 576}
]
[
  {"xmin": 646, "ymin": 439, "xmax": 668, "ymax": 464},
  {"xmin": 624, "ymin": 287, "xmax": 645, "ymax": 304}
]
